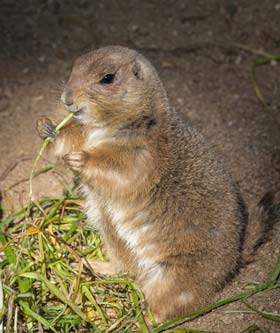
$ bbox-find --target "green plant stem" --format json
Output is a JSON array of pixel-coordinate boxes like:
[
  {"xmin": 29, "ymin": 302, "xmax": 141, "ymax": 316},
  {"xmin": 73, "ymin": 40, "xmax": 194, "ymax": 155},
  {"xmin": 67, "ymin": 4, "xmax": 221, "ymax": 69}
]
[{"xmin": 29, "ymin": 112, "xmax": 73, "ymax": 201}]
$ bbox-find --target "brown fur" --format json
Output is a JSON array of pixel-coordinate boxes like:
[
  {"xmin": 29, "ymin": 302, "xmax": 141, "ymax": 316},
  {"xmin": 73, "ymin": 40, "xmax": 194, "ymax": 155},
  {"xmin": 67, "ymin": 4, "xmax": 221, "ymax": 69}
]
[{"xmin": 36, "ymin": 46, "xmax": 278, "ymax": 322}]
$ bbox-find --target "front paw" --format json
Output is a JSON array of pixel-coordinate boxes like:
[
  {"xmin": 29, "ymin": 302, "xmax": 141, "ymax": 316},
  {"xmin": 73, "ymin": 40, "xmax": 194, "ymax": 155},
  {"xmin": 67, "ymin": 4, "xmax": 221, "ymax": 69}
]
[
  {"xmin": 37, "ymin": 117, "xmax": 56, "ymax": 140},
  {"xmin": 63, "ymin": 151, "xmax": 88, "ymax": 173}
]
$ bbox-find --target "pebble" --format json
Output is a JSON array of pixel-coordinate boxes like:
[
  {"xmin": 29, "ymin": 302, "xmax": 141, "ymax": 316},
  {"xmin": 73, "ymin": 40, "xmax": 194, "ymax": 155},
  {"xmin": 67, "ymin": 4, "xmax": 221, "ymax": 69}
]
[
  {"xmin": 220, "ymin": 314, "xmax": 233, "ymax": 324},
  {"xmin": 38, "ymin": 56, "xmax": 46, "ymax": 63},
  {"xmin": 33, "ymin": 95, "xmax": 44, "ymax": 102},
  {"xmin": 235, "ymin": 55, "xmax": 242, "ymax": 65},
  {"xmin": 177, "ymin": 98, "xmax": 184, "ymax": 105},
  {"xmin": 130, "ymin": 25, "xmax": 139, "ymax": 32},
  {"xmin": 161, "ymin": 61, "xmax": 176, "ymax": 69}
]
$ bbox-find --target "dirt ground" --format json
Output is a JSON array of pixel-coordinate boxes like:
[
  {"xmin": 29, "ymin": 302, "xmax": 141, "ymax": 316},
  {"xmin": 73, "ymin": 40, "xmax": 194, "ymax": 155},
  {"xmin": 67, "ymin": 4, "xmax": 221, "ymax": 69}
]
[{"xmin": 0, "ymin": 1, "xmax": 280, "ymax": 332}]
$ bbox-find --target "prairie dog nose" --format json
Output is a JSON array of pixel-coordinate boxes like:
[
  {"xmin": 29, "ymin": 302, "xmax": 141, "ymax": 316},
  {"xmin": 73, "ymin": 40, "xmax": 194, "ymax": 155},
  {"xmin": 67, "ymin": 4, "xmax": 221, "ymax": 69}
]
[{"xmin": 61, "ymin": 89, "xmax": 73, "ymax": 106}]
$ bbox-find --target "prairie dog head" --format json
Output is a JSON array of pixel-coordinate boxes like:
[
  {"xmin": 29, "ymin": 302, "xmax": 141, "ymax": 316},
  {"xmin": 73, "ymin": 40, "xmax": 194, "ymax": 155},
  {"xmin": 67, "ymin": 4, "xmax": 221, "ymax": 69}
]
[{"xmin": 61, "ymin": 46, "xmax": 167, "ymax": 131}]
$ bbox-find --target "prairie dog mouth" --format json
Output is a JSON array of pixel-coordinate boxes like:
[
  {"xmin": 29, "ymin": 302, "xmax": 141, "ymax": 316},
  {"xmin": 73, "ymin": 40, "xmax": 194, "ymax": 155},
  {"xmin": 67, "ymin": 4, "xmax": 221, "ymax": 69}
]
[
  {"xmin": 72, "ymin": 108, "xmax": 85, "ymax": 119},
  {"xmin": 65, "ymin": 104, "xmax": 86, "ymax": 118}
]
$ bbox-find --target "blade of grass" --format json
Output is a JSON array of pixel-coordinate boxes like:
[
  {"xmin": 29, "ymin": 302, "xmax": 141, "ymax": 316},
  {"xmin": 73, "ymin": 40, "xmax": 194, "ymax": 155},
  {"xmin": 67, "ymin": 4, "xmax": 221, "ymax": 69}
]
[
  {"xmin": 251, "ymin": 66, "xmax": 270, "ymax": 112},
  {"xmin": 0, "ymin": 208, "xmax": 26, "ymax": 230},
  {"xmin": 82, "ymin": 285, "xmax": 108, "ymax": 324},
  {"xmin": 5, "ymin": 165, "xmax": 54, "ymax": 192},
  {"xmin": 268, "ymin": 256, "xmax": 280, "ymax": 284},
  {"xmin": 165, "ymin": 329, "xmax": 221, "ymax": 333},
  {"xmin": 106, "ymin": 313, "xmax": 131, "ymax": 333},
  {"xmin": 0, "ymin": 233, "xmax": 17, "ymax": 265},
  {"xmin": 19, "ymin": 300, "xmax": 58, "ymax": 332},
  {"xmin": 0, "ymin": 278, "xmax": 4, "ymax": 318},
  {"xmin": 0, "ymin": 227, "xmax": 40, "ymax": 253},
  {"xmin": 242, "ymin": 301, "xmax": 280, "ymax": 322},
  {"xmin": 0, "ymin": 195, "xmax": 81, "ymax": 230},
  {"xmin": 127, "ymin": 281, "xmax": 150, "ymax": 333},
  {"xmin": 251, "ymin": 54, "xmax": 280, "ymax": 112}
]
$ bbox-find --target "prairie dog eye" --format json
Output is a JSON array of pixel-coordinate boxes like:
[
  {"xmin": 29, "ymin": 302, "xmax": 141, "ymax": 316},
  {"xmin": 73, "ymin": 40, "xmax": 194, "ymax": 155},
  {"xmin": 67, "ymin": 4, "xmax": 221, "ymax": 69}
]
[{"xmin": 99, "ymin": 73, "xmax": 115, "ymax": 84}]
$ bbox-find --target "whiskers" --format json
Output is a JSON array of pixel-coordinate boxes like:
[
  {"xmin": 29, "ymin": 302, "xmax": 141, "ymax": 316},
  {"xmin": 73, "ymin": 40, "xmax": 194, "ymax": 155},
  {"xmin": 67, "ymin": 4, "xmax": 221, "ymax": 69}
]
[{"xmin": 44, "ymin": 80, "xmax": 65, "ymax": 109}]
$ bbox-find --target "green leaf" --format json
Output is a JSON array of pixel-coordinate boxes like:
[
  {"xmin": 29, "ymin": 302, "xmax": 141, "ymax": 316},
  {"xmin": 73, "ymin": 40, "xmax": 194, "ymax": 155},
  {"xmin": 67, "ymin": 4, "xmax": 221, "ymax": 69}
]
[
  {"xmin": 19, "ymin": 300, "xmax": 57, "ymax": 332},
  {"xmin": 0, "ymin": 233, "xmax": 17, "ymax": 264},
  {"xmin": 268, "ymin": 256, "xmax": 280, "ymax": 284}
]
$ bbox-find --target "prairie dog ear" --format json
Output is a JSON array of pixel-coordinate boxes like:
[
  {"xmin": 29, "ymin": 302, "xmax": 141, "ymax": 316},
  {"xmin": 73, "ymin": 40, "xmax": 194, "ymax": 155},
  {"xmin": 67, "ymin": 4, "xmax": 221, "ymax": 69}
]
[{"xmin": 132, "ymin": 60, "xmax": 143, "ymax": 80}]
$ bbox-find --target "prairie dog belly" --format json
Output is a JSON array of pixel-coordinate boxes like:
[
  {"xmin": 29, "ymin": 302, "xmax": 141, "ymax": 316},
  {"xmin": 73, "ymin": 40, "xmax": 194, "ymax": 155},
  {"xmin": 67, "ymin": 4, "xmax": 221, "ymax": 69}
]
[
  {"xmin": 80, "ymin": 184, "xmax": 103, "ymax": 232},
  {"xmin": 83, "ymin": 188, "xmax": 163, "ymax": 279},
  {"xmin": 106, "ymin": 199, "xmax": 166, "ymax": 281}
]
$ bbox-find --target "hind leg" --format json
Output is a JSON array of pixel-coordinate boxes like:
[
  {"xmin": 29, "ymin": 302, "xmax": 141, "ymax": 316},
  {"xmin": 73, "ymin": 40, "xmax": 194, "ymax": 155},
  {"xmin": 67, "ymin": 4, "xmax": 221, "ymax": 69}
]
[
  {"xmin": 84, "ymin": 242, "xmax": 128, "ymax": 275},
  {"xmin": 140, "ymin": 265, "xmax": 210, "ymax": 323},
  {"xmin": 84, "ymin": 259, "xmax": 118, "ymax": 275}
]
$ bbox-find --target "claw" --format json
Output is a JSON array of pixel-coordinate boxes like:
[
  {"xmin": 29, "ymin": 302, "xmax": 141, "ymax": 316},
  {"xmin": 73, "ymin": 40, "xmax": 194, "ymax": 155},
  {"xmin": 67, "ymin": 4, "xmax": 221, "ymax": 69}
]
[
  {"xmin": 37, "ymin": 118, "xmax": 56, "ymax": 140},
  {"xmin": 63, "ymin": 151, "xmax": 88, "ymax": 173}
]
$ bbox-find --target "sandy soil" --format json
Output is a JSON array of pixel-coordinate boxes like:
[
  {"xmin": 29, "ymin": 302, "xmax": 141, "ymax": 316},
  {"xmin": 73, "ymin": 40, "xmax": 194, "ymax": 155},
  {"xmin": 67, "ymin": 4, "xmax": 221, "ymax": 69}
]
[{"xmin": 0, "ymin": 1, "xmax": 280, "ymax": 332}]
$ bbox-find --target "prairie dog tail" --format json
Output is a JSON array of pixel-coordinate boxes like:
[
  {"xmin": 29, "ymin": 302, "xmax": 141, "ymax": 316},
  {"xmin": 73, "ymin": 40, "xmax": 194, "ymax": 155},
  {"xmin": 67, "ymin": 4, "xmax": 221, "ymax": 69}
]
[{"xmin": 242, "ymin": 190, "xmax": 280, "ymax": 262}]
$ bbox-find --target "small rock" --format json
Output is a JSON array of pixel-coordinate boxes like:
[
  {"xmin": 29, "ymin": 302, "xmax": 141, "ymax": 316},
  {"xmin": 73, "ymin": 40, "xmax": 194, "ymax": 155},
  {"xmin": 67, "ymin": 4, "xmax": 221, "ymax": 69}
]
[
  {"xmin": 235, "ymin": 55, "xmax": 242, "ymax": 65},
  {"xmin": 34, "ymin": 95, "xmax": 44, "ymax": 102},
  {"xmin": 130, "ymin": 25, "xmax": 139, "ymax": 32},
  {"xmin": 161, "ymin": 61, "xmax": 176, "ymax": 69},
  {"xmin": 177, "ymin": 98, "xmax": 184, "ymax": 105},
  {"xmin": 38, "ymin": 56, "xmax": 46, "ymax": 63}
]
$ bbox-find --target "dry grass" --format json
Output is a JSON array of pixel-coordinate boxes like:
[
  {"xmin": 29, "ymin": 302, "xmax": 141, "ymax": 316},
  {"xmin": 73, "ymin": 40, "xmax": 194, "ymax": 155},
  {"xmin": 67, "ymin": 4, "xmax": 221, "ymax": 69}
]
[{"xmin": 0, "ymin": 194, "xmax": 151, "ymax": 332}]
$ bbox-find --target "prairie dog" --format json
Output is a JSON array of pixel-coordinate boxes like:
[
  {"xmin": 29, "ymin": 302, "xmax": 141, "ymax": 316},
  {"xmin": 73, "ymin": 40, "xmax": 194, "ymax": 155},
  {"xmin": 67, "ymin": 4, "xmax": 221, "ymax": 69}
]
[{"xmin": 37, "ymin": 46, "xmax": 274, "ymax": 322}]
